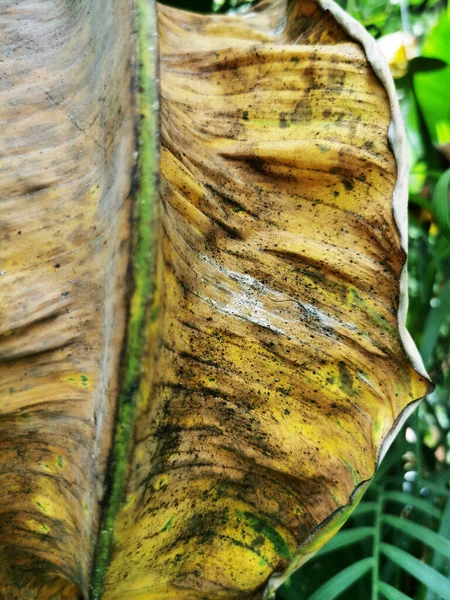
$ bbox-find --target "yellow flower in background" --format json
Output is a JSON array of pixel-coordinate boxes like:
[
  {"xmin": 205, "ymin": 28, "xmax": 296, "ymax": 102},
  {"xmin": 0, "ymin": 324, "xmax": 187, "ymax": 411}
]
[{"xmin": 378, "ymin": 31, "xmax": 418, "ymax": 77}]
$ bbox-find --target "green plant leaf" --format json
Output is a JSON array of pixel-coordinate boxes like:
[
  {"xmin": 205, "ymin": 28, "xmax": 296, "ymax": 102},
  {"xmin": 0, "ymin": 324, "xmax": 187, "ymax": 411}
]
[
  {"xmin": 381, "ymin": 543, "xmax": 450, "ymax": 598},
  {"xmin": 409, "ymin": 194, "xmax": 434, "ymax": 213},
  {"xmin": 382, "ymin": 514, "xmax": 450, "ymax": 559},
  {"xmin": 383, "ymin": 491, "xmax": 442, "ymax": 519},
  {"xmin": 307, "ymin": 557, "xmax": 373, "ymax": 600},
  {"xmin": 317, "ymin": 527, "xmax": 374, "ymax": 557},
  {"xmin": 420, "ymin": 279, "xmax": 450, "ymax": 367},
  {"xmin": 425, "ymin": 494, "xmax": 450, "ymax": 600},
  {"xmin": 432, "ymin": 168, "xmax": 450, "ymax": 236},
  {"xmin": 414, "ymin": 12, "xmax": 450, "ymax": 145},
  {"xmin": 409, "ymin": 57, "xmax": 447, "ymax": 74},
  {"xmin": 378, "ymin": 581, "xmax": 413, "ymax": 600},
  {"xmin": 352, "ymin": 502, "xmax": 377, "ymax": 517}
]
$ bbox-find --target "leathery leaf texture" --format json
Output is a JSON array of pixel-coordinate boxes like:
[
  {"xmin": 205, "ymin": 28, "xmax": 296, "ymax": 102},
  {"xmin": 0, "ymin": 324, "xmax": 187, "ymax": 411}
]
[
  {"xmin": 103, "ymin": 0, "xmax": 430, "ymax": 598},
  {"xmin": 0, "ymin": 0, "xmax": 135, "ymax": 598},
  {"xmin": 0, "ymin": 0, "xmax": 431, "ymax": 599}
]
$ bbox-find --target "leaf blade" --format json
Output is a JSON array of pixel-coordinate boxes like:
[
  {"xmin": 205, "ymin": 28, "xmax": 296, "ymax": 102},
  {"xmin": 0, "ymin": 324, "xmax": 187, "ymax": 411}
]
[
  {"xmin": 419, "ymin": 279, "xmax": 450, "ymax": 367},
  {"xmin": 432, "ymin": 168, "xmax": 450, "ymax": 236},
  {"xmin": 352, "ymin": 501, "xmax": 377, "ymax": 517},
  {"xmin": 378, "ymin": 581, "xmax": 413, "ymax": 600},
  {"xmin": 308, "ymin": 557, "xmax": 373, "ymax": 600},
  {"xmin": 383, "ymin": 491, "xmax": 442, "ymax": 519},
  {"xmin": 381, "ymin": 543, "xmax": 450, "ymax": 598},
  {"xmin": 382, "ymin": 514, "xmax": 450, "ymax": 559}
]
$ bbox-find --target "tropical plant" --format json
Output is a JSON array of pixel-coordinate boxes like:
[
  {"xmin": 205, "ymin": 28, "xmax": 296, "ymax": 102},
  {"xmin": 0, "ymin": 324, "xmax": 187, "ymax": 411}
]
[
  {"xmin": 273, "ymin": 0, "xmax": 450, "ymax": 597},
  {"xmin": 0, "ymin": 0, "xmax": 441, "ymax": 599}
]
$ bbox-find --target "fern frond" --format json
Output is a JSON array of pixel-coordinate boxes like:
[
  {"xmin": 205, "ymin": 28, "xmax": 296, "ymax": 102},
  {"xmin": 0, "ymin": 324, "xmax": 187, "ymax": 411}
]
[{"xmin": 308, "ymin": 559, "xmax": 374, "ymax": 600}]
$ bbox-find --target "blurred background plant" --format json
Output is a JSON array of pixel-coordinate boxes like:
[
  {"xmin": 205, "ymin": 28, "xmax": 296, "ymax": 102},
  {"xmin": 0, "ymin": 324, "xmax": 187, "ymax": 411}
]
[{"xmin": 163, "ymin": 0, "xmax": 450, "ymax": 596}]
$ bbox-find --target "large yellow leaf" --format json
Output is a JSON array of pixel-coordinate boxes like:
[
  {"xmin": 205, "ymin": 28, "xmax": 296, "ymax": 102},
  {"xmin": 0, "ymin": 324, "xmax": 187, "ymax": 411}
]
[
  {"xmin": 100, "ymin": 0, "xmax": 430, "ymax": 599},
  {"xmin": 0, "ymin": 0, "xmax": 431, "ymax": 599}
]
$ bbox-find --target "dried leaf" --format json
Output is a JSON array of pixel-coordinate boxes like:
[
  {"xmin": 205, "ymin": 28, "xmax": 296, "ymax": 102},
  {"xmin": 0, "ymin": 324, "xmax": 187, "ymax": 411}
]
[
  {"xmin": 101, "ymin": 1, "xmax": 430, "ymax": 598},
  {"xmin": 0, "ymin": 1, "xmax": 431, "ymax": 599},
  {"xmin": 0, "ymin": 2, "xmax": 135, "ymax": 597}
]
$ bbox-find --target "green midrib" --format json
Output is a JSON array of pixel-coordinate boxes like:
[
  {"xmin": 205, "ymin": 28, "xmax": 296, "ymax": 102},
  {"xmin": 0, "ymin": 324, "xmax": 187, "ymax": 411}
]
[{"xmin": 90, "ymin": 0, "xmax": 159, "ymax": 597}]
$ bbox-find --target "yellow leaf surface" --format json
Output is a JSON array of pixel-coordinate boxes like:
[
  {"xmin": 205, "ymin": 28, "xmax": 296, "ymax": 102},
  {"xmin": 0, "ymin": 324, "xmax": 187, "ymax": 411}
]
[{"xmin": 101, "ymin": 1, "xmax": 431, "ymax": 598}]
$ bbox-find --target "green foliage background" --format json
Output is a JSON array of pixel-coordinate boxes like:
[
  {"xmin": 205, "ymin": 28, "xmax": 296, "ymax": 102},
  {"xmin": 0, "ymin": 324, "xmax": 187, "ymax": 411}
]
[{"xmin": 162, "ymin": 0, "xmax": 450, "ymax": 596}]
